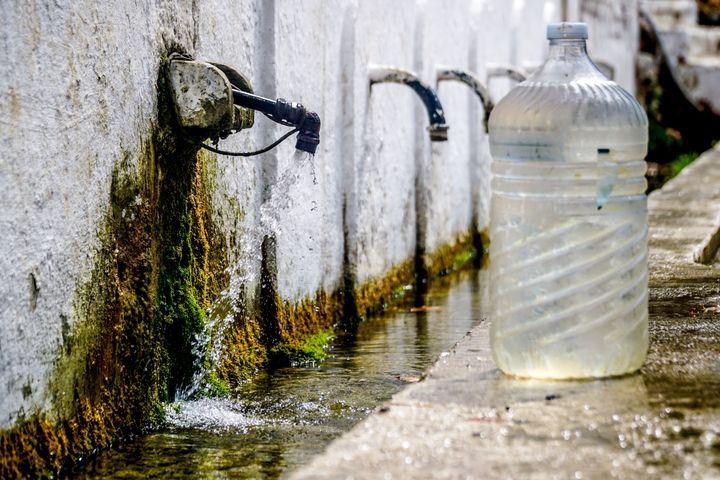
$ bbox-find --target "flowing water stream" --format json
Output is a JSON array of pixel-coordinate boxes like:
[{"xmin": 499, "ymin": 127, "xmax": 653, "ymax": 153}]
[
  {"xmin": 180, "ymin": 150, "xmax": 320, "ymax": 400},
  {"xmin": 68, "ymin": 270, "xmax": 486, "ymax": 479}
]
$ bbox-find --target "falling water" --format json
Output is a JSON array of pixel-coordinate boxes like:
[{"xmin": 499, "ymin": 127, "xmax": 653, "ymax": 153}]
[
  {"xmin": 259, "ymin": 151, "xmax": 318, "ymax": 241},
  {"xmin": 178, "ymin": 150, "xmax": 318, "ymax": 401}
]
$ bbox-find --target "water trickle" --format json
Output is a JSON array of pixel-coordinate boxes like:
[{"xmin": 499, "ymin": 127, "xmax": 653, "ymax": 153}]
[
  {"xmin": 179, "ymin": 150, "xmax": 320, "ymax": 400},
  {"xmin": 260, "ymin": 151, "xmax": 317, "ymax": 240},
  {"xmin": 309, "ymin": 154, "xmax": 318, "ymax": 185}
]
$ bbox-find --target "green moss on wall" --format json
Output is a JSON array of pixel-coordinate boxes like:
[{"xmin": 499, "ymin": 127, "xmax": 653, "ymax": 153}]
[
  {"xmin": 275, "ymin": 290, "xmax": 343, "ymax": 345},
  {"xmin": 213, "ymin": 292, "xmax": 268, "ymax": 387},
  {"xmin": 217, "ymin": 288, "xmax": 343, "ymax": 382},
  {"xmin": 267, "ymin": 330, "xmax": 334, "ymax": 368},
  {"xmin": 0, "ymin": 57, "xmax": 234, "ymax": 478},
  {"xmin": 353, "ymin": 259, "xmax": 416, "ymax": 322},
  {"xmin": 155, "ymin": 143, "xmax": 230, "ymax": 394},
  {"xmin": 422, "ymin": 231, "xmax": 480, "ymax": 279}
]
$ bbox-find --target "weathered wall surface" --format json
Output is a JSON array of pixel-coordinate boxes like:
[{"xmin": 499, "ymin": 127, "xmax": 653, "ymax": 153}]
[
  {"xmin": 0, "ymin": 0, "xmax": 196, "ymax": 428},
  {"xmin": 419, "ymin": 0, "xmax": 474, "ymax": 257},
  {"xmin": 0, "ymin": 0, "xmax": 639, "ymax": 474}
]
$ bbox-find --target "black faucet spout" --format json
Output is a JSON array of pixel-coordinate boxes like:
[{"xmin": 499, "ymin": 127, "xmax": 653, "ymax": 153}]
[
  {"xmin": 296, "ymin": 112, "xmax": 321, "ymax": 155},
  {"xmin": 232, "ymin": 89, "xmax": 321, "ymax": 154},
  {"xmin": 368, "ymin": 66, "xmax": 449, "ymax": 142}
]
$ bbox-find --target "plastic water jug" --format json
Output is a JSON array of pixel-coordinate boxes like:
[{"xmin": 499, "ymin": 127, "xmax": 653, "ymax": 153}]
[{"xmin": 488, "ymin": 22, "xmax": 649, "ymax": 379}]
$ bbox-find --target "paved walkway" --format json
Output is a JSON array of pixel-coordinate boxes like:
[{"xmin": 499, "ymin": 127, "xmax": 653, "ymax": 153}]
[{"xmin": 291, "ymin": 146, "xmax": 720, "ymax": 480}]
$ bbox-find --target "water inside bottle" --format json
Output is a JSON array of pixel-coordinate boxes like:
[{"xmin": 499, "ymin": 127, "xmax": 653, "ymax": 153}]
[{"xmin": 489, "ymin": 107, "xmax": 649, "ymax": 378}]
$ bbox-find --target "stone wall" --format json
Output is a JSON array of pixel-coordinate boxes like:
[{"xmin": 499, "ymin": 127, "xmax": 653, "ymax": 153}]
[{"xmin": 0, "ymin": 0, "xmax": 638, "ymax": 475}]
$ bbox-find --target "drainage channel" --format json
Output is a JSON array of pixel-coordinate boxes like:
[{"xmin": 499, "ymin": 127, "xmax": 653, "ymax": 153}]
[{"xmin": 68, "ymin": 269, "xmax": 486, "ymax": 479}]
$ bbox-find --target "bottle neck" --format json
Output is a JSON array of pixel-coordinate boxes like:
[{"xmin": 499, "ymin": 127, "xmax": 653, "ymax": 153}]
[{"xmin": 547, "ymin": 39, "xmax": 589, "ymax": 60}]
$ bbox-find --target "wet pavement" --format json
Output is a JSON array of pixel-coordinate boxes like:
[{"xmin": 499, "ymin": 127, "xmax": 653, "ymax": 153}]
[{"xmin": 291, "ymin": 147, "xmax": 720, "ymax": 480}]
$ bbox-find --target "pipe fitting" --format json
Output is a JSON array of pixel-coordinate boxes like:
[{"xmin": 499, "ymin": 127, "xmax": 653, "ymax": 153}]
[
  {"xmin": 167, "ymin": 55, "xmax": 236, "ymax": 132},
  {"xmin": 232, "ymin": 89, "xmax": 322, "ymax": 155},
  {"xmin": 167, "ymin": 53, "xmax": 255, "ymax": 136}
]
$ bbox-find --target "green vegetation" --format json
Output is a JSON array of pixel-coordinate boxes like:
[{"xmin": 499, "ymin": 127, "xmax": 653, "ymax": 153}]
[
  {"xmin": 267, "ymin": 330, "xmax": 335, "ymax": 368},
  {"xmin": 669, "ymin": 151, "xmax": 701, "ymax": 177},
  {"xmin": 203, "ymin": 371, "xmax": 232, "ymax": 397},
  {"xmin": 643, "ymin": 79, "xmax": 706, "ymax": 189},
  {"xmin": 423, "ymin": 231, "xmax": 479, "ymax": 278},
  {"xmin": 645, "ymin": 82, "xmax": 689, "ymax": 165},
  {"xmin": 698, "ymin": 0, "xmax": 720, "ymax": 24}
]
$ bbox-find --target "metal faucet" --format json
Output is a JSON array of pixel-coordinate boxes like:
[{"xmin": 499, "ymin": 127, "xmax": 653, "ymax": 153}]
[
  {"xmin": 368, "ymin": 65, "xmax": 449, "ymax": 142},
  {"xmin": 436, "ymin": 68, "xmax": 494, "ymax": 133}
]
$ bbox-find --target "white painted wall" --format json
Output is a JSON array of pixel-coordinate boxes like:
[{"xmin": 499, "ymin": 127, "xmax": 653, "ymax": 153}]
[
  {"xmin": 195, "ymin": 0, "xmax": 264, "ymax": 299},
  {"xmin": 349, "ymin": 0, "xmax": 421, "ymax": 285},
  {"xmin": 419, "ymin": 0, "xmax": 474, "ymax": 254},
  {"xmin": 0, "ymin": 0, "xmax": 639, "ymax": 430},
  {"xmin": 0, "ymin": 0, "xmax": 197, "ymax": 428},
  {"xmin": 272, "ymin": 0, "xmax": 348, "ymax": 299}
]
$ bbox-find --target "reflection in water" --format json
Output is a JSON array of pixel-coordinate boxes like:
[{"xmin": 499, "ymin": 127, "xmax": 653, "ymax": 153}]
[{"xmin": 70, "ymin": 271, "xmax": 485, "ymax": 479}]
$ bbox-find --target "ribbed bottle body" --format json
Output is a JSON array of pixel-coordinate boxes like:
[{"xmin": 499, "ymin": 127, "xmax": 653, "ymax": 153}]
[{"xmin": 488, "ymin": 45, "xmax": 649, "ymax": 379}]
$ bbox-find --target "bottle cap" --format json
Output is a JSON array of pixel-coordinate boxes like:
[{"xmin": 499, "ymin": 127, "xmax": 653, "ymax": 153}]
[{"xmin": 547, "ymin": 22, "xmax": 588, "ymax": 40}]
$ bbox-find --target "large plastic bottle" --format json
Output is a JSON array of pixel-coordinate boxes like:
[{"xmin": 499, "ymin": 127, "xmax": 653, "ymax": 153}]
[{"xmin": 488, "ymin": 23, "xmax": 649, "ymax": 379}]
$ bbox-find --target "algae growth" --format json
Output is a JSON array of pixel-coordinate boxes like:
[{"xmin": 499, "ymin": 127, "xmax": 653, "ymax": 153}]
[{"xmin": 0, "ymin": 55, "xmax": 237, "ymax": 478}]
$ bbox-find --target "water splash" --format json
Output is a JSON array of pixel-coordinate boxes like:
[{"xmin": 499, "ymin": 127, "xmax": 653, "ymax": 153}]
[
  {"xmin": 178, "ymin": 151, "xmax": 318, "ymax": 401},
  {"xmin": 178, "ymin": 233, "xmax": 257, "ymax": 400},
  {"xmin": 166, "ymin": 397, "xmax": 261, "ymax": 433}
]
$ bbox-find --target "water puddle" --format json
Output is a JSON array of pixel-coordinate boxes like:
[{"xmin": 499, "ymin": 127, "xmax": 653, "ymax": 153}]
[{"xmin": 68, "ymin": 270, "xmax": 485, "ymax": 479}]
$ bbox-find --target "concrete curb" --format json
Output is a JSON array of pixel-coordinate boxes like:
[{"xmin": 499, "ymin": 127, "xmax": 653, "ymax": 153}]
[{"xmin": 648, "ymin": 144, "xmax": 720, "ymax": 267}]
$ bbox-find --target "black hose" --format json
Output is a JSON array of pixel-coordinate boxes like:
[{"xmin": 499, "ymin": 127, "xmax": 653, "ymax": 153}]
[{"xmin": 197, "ymin": 128, "xmax": 299, "ymax": 157}]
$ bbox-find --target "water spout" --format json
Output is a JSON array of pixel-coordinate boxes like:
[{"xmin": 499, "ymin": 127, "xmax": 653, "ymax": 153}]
[
  {"xmin": 232, "ymin": 90, "xmax": 321, "ymax": 155},
  {"xmin": 368, "ymin": 65, "xmax": 449, "ymax": 141},
  {"xmin": 168, "ymin": 54, "xmax": 321, "ymax": 156},
  {"xmin": 436, "ymin": 68, "xmax": 494, "ymax": 133}
]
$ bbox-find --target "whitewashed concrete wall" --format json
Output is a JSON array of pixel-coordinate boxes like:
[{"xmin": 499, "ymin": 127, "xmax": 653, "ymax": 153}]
[
  {"xmin": 0, "ymin": 0, "xmax": 198, "ymax": 428},
  {"xmin": 195, "ymin": 0, "xmax": 265, "ymax": 298},
  {"xmin": 350, "ymin": 0, "xmax": 421, "ymax": 285},
  {"xmin": 0, "ymin": 0, "xmax": 639, "ymax": 430},
  {"xmin": 272, "ymin": 0, "xmax": 349, "ymax": 299},
  {"xmin": 419, "ymin": 0, "xmax": 474, "ymax": 255}
]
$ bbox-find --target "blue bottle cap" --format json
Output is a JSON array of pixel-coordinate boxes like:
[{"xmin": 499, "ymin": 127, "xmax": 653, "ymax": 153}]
[{"xmin": 547, "ymin": 22, "xmax": 588, "ymax": 40}]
